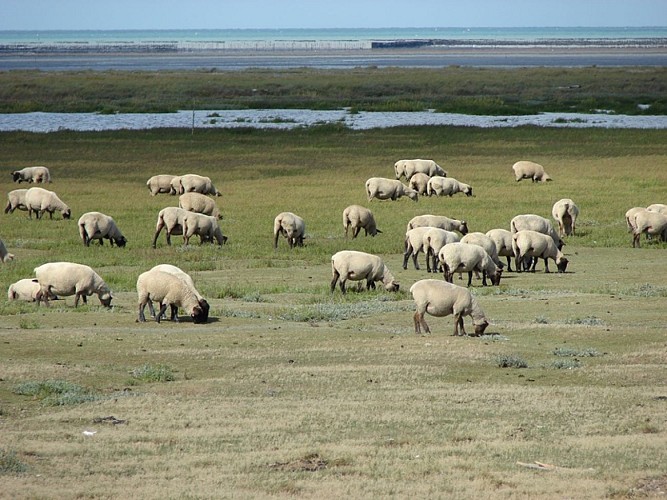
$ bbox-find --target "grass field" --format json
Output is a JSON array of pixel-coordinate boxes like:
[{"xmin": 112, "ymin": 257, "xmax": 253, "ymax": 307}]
[{"xmin": 1, "ymin": 119, "xmax": 667, "ymax": 497}]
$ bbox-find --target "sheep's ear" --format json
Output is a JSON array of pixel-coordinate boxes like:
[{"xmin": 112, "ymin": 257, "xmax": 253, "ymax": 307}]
[{"xmin": 376, "ymin": 229, "xmax": 383, "ymax": 234}]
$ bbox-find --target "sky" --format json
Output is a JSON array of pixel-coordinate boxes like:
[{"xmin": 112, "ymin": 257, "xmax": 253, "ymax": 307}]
[{"xmin": 2, "ymin": 0, "xmax": 666, "ymax": 31}]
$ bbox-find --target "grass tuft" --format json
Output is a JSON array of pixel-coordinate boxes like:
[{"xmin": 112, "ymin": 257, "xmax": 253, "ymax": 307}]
[
  {"xmin": 0, "ymin": 449, "xmax": 28, "ymax": 475},
  {"xmin": 12, "ymin": 380, "xmax": 100, "ymax": 406},
  {"xmin": 129, "ymin": 364, "xmax": 175, "ymax": 383},
  {"xmin": 495, "ymin": 354, "xmax": 528, "ymax": 368}
]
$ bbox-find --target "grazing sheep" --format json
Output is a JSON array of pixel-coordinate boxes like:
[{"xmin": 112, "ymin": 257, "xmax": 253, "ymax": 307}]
[
  {"xmin": 1, "ymin": 238, "xmax": 15, "ymax": 263},
  {"xmin": 632, "ymin": 210, "xmax": 667, "ymax": 247},
  {"xmin": 410, "ymin": 279, "xmax": 489, "ymax": 336},
  {"xmin": 137, "ymin": 269, "xmax": 207, "ymax": 323},
  {"xmin": 485, "ymin": 228, "xmax": 515, "ymax": 271},
  {"xmin": 4, "ymin": 189, "xmax": 29, "ymax": 214},
  {"xmin": 179, "ymin": 192, "xmax": 222, "ymax": 219},
  {"xmin": 365, "ymin": 177, "xmax": 418, "ymax": 202},
  {"xmin": 152, "ymin": 207, "xmax": 190, "ymax": 248},
  {"xmin": 343, "ymin": 205, "xmax": 381, "ymax": 238},
  {"xmin": 647, "ymin": 203, "xmax": 667, "ymax": 215},
  {"xmin": 510, "ymin": 214, "xmax": 563, "ymax": 250},
  {"xmin": 146, "ymin": 174, "xmax": 177, "ymax": 196},
  {"xmin": 512, "ymin": 230, "xmax": 569, "ymax": 273},
  {"xmin": 408, "ymin": 172, "xmax": 432, "ymax": 195},
  {"xmin": 625, "ymin": 207, "xmax": 648, "ymax": 233},
  {"xmin": 24, "ymin": 187, "xmax": 71, "ymax": 220},
  {"xmin": 331, "ymin": 250, "xmax": 399, "ymax": 294},
  {"xmin": 423, "ymin": 227, "xmax": 461, "ymax": 273},
  {"xmin": 438, "ymin": 242, "xmax": 502, "ymax": 287},
  {"xmin": 150, "ymin": 264, "xmax": 210, "ymax": 323},
  {"xmin": 8, "ymin": 278, "xmax": 57, "ymax": 302},
  {"xmin": 171, "ymin": 174, "xmax": 221, "ymax": 197},
  {"xmin": 12, "ymin": 166, "xmax": 51, "ymax": 184},
  {"xmin": 78, "ymin": 212, "xmax": 127, "ymax": 247},
  {"xmin": 407, "ymin": 214, "xmax": 469, "ymax": 235},
  {"xmin": 403, "ymin": 227, "xmax": 432, "ymax": 270},
  {"xmin": 273, "ymin": 212, "xmax": 305, "ymax": 249},
  {"xmin": 461, "ymin": 232, "xmax": 503, "ymax": 268},
  {"xmin": 512, "ymin": 160, "xmax": 552, "ymax": 182},
  {"xmin": 34, "ymin": 262, "xmax": 112, "ymax": 307},
  {"xmin": 552, "ymin": 198, "xmax": 580, "ymax": 237},
  {"xmin": 394, "ymin": 159, "xmax": 446, "ymax": 180},
  {"xmin": 182, "ymin": 212, "xmax": 227, "ymax": 246},
  {"xmin": 427, "ymin": 176, "xmax": 473, "ymax": 197}
]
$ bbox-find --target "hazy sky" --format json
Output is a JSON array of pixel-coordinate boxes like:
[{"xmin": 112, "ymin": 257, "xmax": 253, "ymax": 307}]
[{"xmin": 3, "ymin": 0, "xmax": 666, "ymax": 30}]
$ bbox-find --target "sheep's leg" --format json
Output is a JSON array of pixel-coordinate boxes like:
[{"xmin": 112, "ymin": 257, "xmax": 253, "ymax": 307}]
[
  {"xmin": 467, "ymin": 271, "xmax": 473, "ymax": 287},
  {"xmin": 156, "ymin": 304, "xmax": 168, "ymax": 323},
  {"xmin": 330, "ymin": 270, "xmax": 340, "ymax": 293},
  {"xmin": 505, "ymin": 256, "xmax": 513, "ymax": 272},
  {"xmin": 138, "ymin": 301, "xmax": 149, "ymax": 322},
  {"xmin": 530, "ymin": 258, "xmax": 538, "ymax": 272},
  {"xmin": 74, "ymin": 292, "xmax": 82, "ymax": 307},
  {"xmin": 402, "ymin": 245, "xmax": 413, "ymax": 270},
  {"xmin": 632, "ymin": 231, "xmax": 641, "ymax": 248},
  {"xmin": 339, "ymin": 278, "xmax": 347, "ymax": 294},
  {"xmin": 353, "ymin": 227, "xmax": 360, "ymax": 238},
  {"xmin": 170, "ymin": 304, "xmax": 178, "ymax": 321},
  {"xmin": 543, "ymin": 258, "xmax": 551, "ymax": 273},
  {"xmin": 481, "ymin": 271, "xmax": 488, "ymax": 286},
  {"xmin": 425, "ymin": 248, "xmax": 433, "ymax": 272},
  {"xmin": 444, "ymin": 265, "xmax": 453, "ymax": 283}
]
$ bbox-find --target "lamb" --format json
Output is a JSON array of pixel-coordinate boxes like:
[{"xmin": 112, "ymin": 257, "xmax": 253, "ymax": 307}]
[
  {"xmin": 179, "ymin": 192, "xmax": 222, "ymax": 219},
  {"xmin": 146, "ymin": 174, "xmax": 176, "ymax": 196},
  {"xmin": 1, "ymin": 238, "xmax": 15, "ymax": 263},
  {"xmin": 273, "ymin": 211, "xmax": 305, "ymax": 249},
  {"xmin": 512, "ymin": 230, "xmax": 569, "ymax": 273},
  {"xmin": 402, "ymin": 227, "xmax": 432, "ymax": 270},
  {"xmin": 510, "ymin": 214, "xmax": 563, "ymax": 250},
  {"xmin": 152, "ymin": 206, "xmax": 190, "ymax": 248},
  {"xmin": 438, "ymin": 242, "xmax": 502, "ymax": 287},
  {"xmin": 394, "ymin": 159, "xmax": 446, "ymax": 180},
  {"xmin": 631, "ymin": 210, "xmax": 667, "ymax": 247},
  {"xmin": 460, "ymin": 232, "xmax": 503, "ymax": 268},
  {"xmin": 182, "ymin": 212, "xmax": 227, "ymax": 246},
  {"xmin": 171, "ymin": 174, "xmax": 221, "ymax": 197},
  {"xmin": 8, "ymin": 278, "xmax": 57, "ymax": 302},
  {"xmin": 11, "ymin": 166, "xmax": 51, "ymax": 184},
  {"xmin": 408, "ymin": 172, "xmax": 432, "ymax": 195},
  {"xmin": 552, "ymin": 198, "xmax": 580, "ymax": 237},
  {"xmin": 24, "ymin": 187, "xmax": 71, "ymax": 220},
  {"xmin": 422, "ymin": 227, "xmax": 461, "ymax": 273},
  {"xmin": 410, "ymin": 279, "xmax": 489, "ymax": 336},
  {"xmin": 78, "ymin": 212, "xmax": 127, "ymax": 247},
  {"xmin": 512, "ymin": 160, "xmax": 552, "ymax": 182},
  {"xmin": 34, "ymin": 262, "xmax": 112, "ymax": 307},
  {"xmin": 4, "ymin": 189, "xmax": 29, "ymax": 214},
  {"xmin": 331, "ymin": 250, "xmax": 399, "ymax": 294},
  {"xmin": 427, "ymin": 176, "xmax": 473, "ymax": 197},
  {"xmin": 365, "ymin": 177, "xmax": 418, "ymax": 202},
  {"xmin": 149, "ymin": 264, "xmax": 210, "ymax": 323},
  {"xmin": 343, "ymin": 205, "xmax": 381, "ymax": 238},
  {"xmin": 407, "ymin": 214, "xmax": 469, "ymax": 235},
  {"xmin": 647, "ymin": 203, "xmax": 667, "ymax": 215},
  {"xmin": 137, "ymin": 268, "xmax": 207, "ymax": 323},
  {"xmin": 485, "ymin": 228, "xmax": 515, "ymax": 271}
]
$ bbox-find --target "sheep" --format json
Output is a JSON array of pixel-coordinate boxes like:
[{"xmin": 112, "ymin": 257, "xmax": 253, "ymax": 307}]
[
  {"xmin": 512, "ymin": 160, "xmax": 552, "ymax": 182},
  {"xmin": 625, "ymin": 207, "xmax": 648, "ymax": 233},
  {"xmin": 8, "ymin": 278, "xmax": 57, "ymax": 302},
  {"xmin": 422, "ymin": 227, "xmax": 461, "ymax": 273},
  {"xmin": 179, "ymin": 192, "xmax": 222, "ymax": 219},
  {"xmin": 438, "ymin": 242, "xmax": 502, "ymax": 287},
  {"xmin": 152, "ymin": 206, "xmax": 190, "ymax": 248},
  {"xmin": 150, "ymin": 264, "xmax": 210, "ymax": 323},
  {"xmin": 394, "ymin": 159, "xmax": 446, "ymax": 180},
  {"xmin": 34, "ymin": 262, "xmax": 112, "ymax": 307},
  {"xmin": 552, "ymin": 198, "xmax": 580, "ymax": 237},
  {"xmin": 461, "ymin": 232, "xmax": 503, "ymax": 269},
  {"xmin": 512, "ymin": 230, "xmax": 569, "ymax": 273},
  {"xmin": 24, "ymin": 187, "xmax": 71, "ymax": 220},
  {"xmin": 146, "ymin": 174, "xmax": 177, "ymax": 196},
  {"xmin": 407, "ymin": 214, "xmax": 469, "ymax": 235},
  {"xmin": 182, "ymin": 211, "xmax": 227, "ymax": 246},
  {"xmin": 273, "ymin": 212, "xmax": 305, "ymax": 249},
  {"xmin": 330, "ymin": 250, "xmax": 399, "ymax": 294},
  {"xmin": 365, "ymin": 177, "xmax": 418, "ymax": 202},
  {"xmin": 171, "ymin": 174, "xmax": 221, "ymax": 197},
  {"xmin": 427, "ymin": 176, "xmax": 473, "ymax": 197},
  {"xmin": 631, "ymin": 210, "xmax": 667, "ymax": 248},
  {"xmin": 647, "ymin": 203, "xmax": 667, "ymax": 215},
  {"xmin": 485, "ymin": 228, "xmax": 515, "ymax": 271},
  {"xmin": 402, "ymin": 227, "xmax": 432, "ymax": 270},
  {"xmin": 410, "ymin": 279, "xmax": 489, "ymax": 336},
  {"xmin": 137, "ymin": 269, "xmax": 207, "ymax": 323},
  {"xmin": 510, "ymin": 214, "xmax": 563, "ymax": 250},
  {"xmin": 343, "ymin": 205, "xmax": 381, "ymax": 238},
  {"xmin": 408, "ymin": 172, "xmax": 432, "ymax": 195},
  {"xmin": 4, "ymin": 189, "xmax": 29, "ymax": 214},
  {"xmin": 11, "ymin": 166, "xmax": 51, "ymax": 184},
  {"xmin": 1, "ymin": 238, "xmax": 15, "ymax": 263},
  {"xmin": 78, "ymin": 212, "xmax": 127, "ymax": 247}
]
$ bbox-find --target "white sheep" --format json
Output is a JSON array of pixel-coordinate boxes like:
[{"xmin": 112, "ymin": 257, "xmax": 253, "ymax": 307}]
[
  {"xmin": 12, "ymin": 166, "xmax": 51, "ymax": 184},
  {"xmin": 552, "ymin": 198, "xmax": 580, "ymax": 237},
  {"xmin": 512, "ymin": 160, "xmax": 552, "ymax": 182},
  {"xmin": 625, "ymin": 207, "xmax": 648, "ymax": 233},
  {"xmin": 137, "ymin": 269, "xmax": 207, "ymax": 323},
  {"xmin": 146, "ymin": 174, "xmax": 177, "ymax": 196},
  {"xmin": 460, "ymin": 232, "xmax": 503, "ymax": 268},
  {"xmin": 179, "ymin": 192, "xmax": 222, "ymax": 219},
  {"xmin": 152, "ymin": 206, "xmax": 190, "ymax": 248},
  {"xmin": 512, "ymin": 230, "xmax": 569, "ymax": 273},
  {"xmin": 408, "ymin": 172, "xmax": 432, "ymax": 195},
  {"xmin": 8, "ymin": 278, "xmax": 57, "ymax": 302},
  {"xmin": 78, "ymin": 212, "xmax": 127, "ymax": 247},
  {"xmin": 273, "ymin": 212, "xmax": 305, "ymax": 249},
  {"xmin": 343, "ymin": 205, "xmax": 381, "ymax": 238},
  {"xmin": 4, "ymin": 189, "xmax": 29, "ymax": 214},
  {"xmin": 632, "ymin": 210, "xmax": 667, "ymax": 247},
  {"xmin": 24, "ymin": 187, "xmax": 71, "ymax": 220},
  {"xmin": 647, "ymin": 203, "xmax": 667, "ymax": 215},
  {"xmin": 365, "ymin": 177, "xmax": 418, "ymax": 202},
  {"xmin": 330, "ymin": 250, "xmax": 399, "ymax": 294},
  {"xmin": 438, "ymin": 242, "xmax": 503, "ymax": 287},
  {"xmin": 510, "ymin": 214, "xmax": 563, "ymax": 250},
  {"xmin": 171, "ymin": 174, "xmax": 221, "ymax": 197},
  {"xmin": 1, "ymin": 238, "xmax": 15, "ymax": 263},
  {"xmin": 427, "ymin": 176, "xmax": 473, "ymax": 197},
  {"xmin": 150, "ymin": 264, "xmax": 210, "ymax": 322},
  {"xmin": 394, "ymin": 159, "xmax": 446, "ymax": 180},
  {"xmin": 422, "ymin": 227, "xmax": 461, "ymax": 273},
  {"xmin": 182, "ymin": 212, "xmax": 227, "ymax": 246},
  {"xmin": 34, "ymin": 262, "xmax": 112, "ymax": 307},
  {"xmin": 407, "ymin": 214, "xmax": 469, "ymax": 235},
  {"xmin": 402, "ymin": 227, "xmax": 432, "ymax": 270},
  {"xmin": 410, "ymin": 279, "xmax": 489, "ymax": 336},
  {"xmin": 485, "ymin": 228, "xmax": 515, "ymax": 271}
]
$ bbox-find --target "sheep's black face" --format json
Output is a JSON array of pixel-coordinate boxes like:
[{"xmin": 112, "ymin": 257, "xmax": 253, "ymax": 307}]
[
  {"xmin": 12, "ymin": 172, "xmax": 21, "ymax": 182},
  {"xmin": 116, "ymin": 236, "xmax": 128, "ymax": 248},
  {"xmin": 465, "ymin": 188, "xmax": 473, "ymax": 197},
  {"xmin": 557, "ymin": 257, "xmax": 569, "ymax": 273},
  {"xmin": 198, "ymin": 299, "xmax": 210, "ymax": 322},
  {"xmin": 100, "ymin": 293, "xmax": 113, "ymax": 308},
  {"xmin": 62, "ymin": 209, "xmax": 72, "ymax": 220},
  {"xmin": 192, "ymin": 302, "xmax": 209, "ymax": 324},
  {"xmin": 474, "ymin": 320, "xmax": 489, "ymax": 336},
  {"xmin": 491, "ymin": 269, "xmax": 503, "ymax": 286},
  {"xmin": 460, "ymin": 223, "xmax": 469, "ymax": 235}
]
